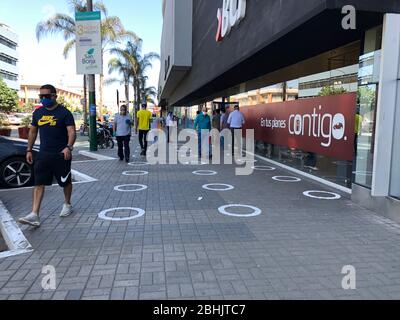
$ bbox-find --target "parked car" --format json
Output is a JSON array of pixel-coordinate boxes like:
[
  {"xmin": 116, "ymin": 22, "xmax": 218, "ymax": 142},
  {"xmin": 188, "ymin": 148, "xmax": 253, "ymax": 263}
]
[
  {"xmin": 0, "ymin": 136, "xmax": 39, "ymax": 188},
  {"xmin": 6, "ymin": 114, "xmax": 21, "ymax": 125}
]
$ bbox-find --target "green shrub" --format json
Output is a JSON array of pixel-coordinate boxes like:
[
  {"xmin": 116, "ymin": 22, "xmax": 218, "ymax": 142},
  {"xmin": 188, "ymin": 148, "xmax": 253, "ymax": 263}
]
[
  {"xmin": 0, "ymin": 113, "xmax": 10, "ymax": 128},
  {"xmin": 21, "ymin": 115, "xmax": 32, "ymax": 127}
]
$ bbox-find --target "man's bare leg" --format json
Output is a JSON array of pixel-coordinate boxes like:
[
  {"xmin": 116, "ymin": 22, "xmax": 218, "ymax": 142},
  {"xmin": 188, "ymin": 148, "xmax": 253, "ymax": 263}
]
[
  {"xmin": 63, "ymin": 183, "xmax": 72, "ymax": 205},
  {"xmin": 19, "ymin": 186, "xmax": 45, "ymax": 226},
  {"xmin": 32, "ymin": 185, "xmax": 45, "ymax": 215}
]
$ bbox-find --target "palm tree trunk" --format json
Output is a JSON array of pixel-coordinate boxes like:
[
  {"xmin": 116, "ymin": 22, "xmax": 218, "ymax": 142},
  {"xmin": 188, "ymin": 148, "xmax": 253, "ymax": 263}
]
[
  {"xmin": 136, "ymin": 82, "xmax": 141, "ymax": 108},
  {"xmin": 125, "ymin": 83, "xmax": 129, "ymax": 113},
  {"xmin": 133, "ymin": 82, "xmax": 137, "ymax": 132}
]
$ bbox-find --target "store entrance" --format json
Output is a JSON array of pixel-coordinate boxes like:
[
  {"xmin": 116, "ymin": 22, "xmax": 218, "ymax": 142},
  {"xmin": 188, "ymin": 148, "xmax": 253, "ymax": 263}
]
[
  {"xmin": 212, "ymin": 101, "xmax": 239, "ymax": 112},
  {"xmin": 353, "ymin": 84, "xmax": 378, "ymax": 188}
]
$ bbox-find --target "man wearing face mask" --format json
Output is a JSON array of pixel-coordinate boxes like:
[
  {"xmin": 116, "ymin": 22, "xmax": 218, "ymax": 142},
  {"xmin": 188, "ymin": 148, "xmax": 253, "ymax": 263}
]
[
  {"xmin": 113, "ymin": 105, "xmax": 132, "ymax": 162},
  {"xmin": 194, "ymin": 106, "xmax": 212, "ymax": 158},
  {"xmin": 19, "ymin": 84, "xmax": 76, "ymax": 228}
]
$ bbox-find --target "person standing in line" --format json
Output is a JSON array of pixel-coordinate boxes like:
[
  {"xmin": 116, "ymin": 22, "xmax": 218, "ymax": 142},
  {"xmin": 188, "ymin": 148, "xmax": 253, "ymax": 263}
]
[
  {"xmin": 136, "ymin": 103, "xmax": 152, "ymax": 156},
  {"xmin": 150, "ymin": 114, "xmax": 159, "ymax": 142},
  {"xmin": 212, "ymin": 109, "xmax": 221, "ymax": 153},
  {"xmin": 212, "ymin": 109, "xmax": 221, "ymax": 131},
  {"xmin": 166, "ymin": 112, "xmax": 173, "ymax": 143},
  {"xmin": 19, "ymin": 84, "xmax": 76, "ymax": 227},
  {"xmin": 194, "ymin": 106, "xmax": 212, "ymax": 158},
  {"xmin": 227, "ymin": 105, "xmax": 245, "ymax": 156},
  {"xmin": 220, "ymin": 108, "xmax": 227, "ymax": 149},
  {"xmin": 220, "ymin": 106, "xmax": 230, "ymax": 130},
  {"xmin": 114, "ymin": 105, "xmax": 132, "ymax": 162}
]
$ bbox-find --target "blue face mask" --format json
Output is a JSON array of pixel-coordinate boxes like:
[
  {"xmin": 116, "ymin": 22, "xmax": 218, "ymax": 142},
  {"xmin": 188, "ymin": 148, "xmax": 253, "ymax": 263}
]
[{"xmin": 41, "ymin": 98, "xmax": 55, "ymax": 108}]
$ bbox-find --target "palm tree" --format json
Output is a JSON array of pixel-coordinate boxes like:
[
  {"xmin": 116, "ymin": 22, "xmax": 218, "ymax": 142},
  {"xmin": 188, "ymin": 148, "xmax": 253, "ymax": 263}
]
[
  {"xmin": 135, "ymin": 50, "xmax": 160, "ymax": 108},
  {"xmin": 36, "ymin": 0, "xmax": 139, "ymax": 118},
  {"xmin": 105, "ymin": 57, "xmax": 132, "ymax": 111},
  {"xmin": 107, "ymin": 41, "xmax": 140, "ymax": 112},
  {"xmin": 141, "ymin": 85, "xmax": 158, "ymax": 105},
  {"xmin": 107, "ymin": 40, "xmax": 159, "ymax": 126}
]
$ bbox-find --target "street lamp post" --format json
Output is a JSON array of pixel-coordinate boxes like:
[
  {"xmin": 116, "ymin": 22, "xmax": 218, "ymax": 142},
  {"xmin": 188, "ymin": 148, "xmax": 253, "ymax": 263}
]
[{"xmin": 87, "ymin": 0, "xmax": 98, "ymax": 151}]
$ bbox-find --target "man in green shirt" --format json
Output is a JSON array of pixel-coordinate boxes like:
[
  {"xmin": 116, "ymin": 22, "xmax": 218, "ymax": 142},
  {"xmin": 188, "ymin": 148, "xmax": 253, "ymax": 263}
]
[{"xmin": 194, "ymin": 106, "xmax": 212, "ymax": 158}]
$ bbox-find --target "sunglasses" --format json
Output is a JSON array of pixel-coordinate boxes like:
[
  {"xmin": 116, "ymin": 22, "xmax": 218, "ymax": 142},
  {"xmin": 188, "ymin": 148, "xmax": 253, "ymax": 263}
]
[{"xmin": 38, "ymin": 94, "xmax": 55, "ymax": 99}]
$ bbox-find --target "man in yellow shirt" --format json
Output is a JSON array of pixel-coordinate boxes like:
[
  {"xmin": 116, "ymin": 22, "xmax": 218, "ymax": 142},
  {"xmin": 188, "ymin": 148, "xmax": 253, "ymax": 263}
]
[{"xmin": 136, "ymin": 103, "xmax": 152, "ymax": 156}]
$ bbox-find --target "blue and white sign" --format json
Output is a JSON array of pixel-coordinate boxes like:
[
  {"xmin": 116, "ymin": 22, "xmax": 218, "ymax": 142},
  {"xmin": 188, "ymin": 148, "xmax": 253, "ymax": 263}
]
[
  {"xmin": 89, "ymin": 104, "xmax": 96, "ymax": 116},
  {"xmin": 75, "ymin": 11, "xmax": 102, "ymax": 75}
]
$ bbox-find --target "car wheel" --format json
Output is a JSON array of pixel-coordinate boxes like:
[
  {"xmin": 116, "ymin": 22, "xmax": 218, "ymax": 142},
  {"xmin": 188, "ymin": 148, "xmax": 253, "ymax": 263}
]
[{"xmin": 0, "ymin": 157, "xmax": 34, "ymax": 188}]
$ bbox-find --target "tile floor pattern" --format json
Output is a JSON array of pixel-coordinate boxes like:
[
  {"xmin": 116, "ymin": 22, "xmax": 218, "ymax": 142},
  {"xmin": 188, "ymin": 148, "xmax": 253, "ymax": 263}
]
[{"xmin": 1, "ymin": 138, "xmax": 400, "ymax": 300}]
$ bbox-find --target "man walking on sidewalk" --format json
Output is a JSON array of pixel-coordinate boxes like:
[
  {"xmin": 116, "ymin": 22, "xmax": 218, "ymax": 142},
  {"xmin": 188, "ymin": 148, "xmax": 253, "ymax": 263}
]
[
  {"xmin": 19, "ymin": 84, "xmax": 76, "ymax": 228},
  {"xmin": 194, "ymin": 106, "xmax": 212, "ymax": 158},
  {"xmin": 136, "ymin": 103, "xmax": 152, "ymax": 156},
  {"xmin": 114, "ymin": 105, "xmax": 132, "ymax": 162},
  {"xmin": 227, "ymin": 105, "xmax": 245, "ymax": 156}
]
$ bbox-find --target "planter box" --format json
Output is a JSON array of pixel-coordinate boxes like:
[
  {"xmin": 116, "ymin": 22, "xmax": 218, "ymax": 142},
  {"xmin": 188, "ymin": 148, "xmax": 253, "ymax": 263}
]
[
  {"xmin": 0, "ymin": 128, "xmax": 11, "ymax": 137},
  {"xmin": 18, "ymin": 127, "xmax": 30, "ymax": 139}
]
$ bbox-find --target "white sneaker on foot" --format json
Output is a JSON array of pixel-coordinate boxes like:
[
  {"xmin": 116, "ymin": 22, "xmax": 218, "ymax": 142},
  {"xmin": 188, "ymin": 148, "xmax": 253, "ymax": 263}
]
[
  {"xmin": 60, "ymin": 204, "xmax": 73, "ymax": 217},
  {"xmin": 18, "ymin": 213, "xmax": 40, "ymax": 227}
]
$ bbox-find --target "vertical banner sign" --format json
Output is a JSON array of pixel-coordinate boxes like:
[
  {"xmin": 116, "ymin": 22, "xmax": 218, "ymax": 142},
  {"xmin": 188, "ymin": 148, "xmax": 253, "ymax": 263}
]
[
  {"xmin": 241, "ymin": 93, "xmax": 357, "ymax": 161},
  {"xmin": 75, "ymin": 11, "xmax": 102, "ymax": 75}
]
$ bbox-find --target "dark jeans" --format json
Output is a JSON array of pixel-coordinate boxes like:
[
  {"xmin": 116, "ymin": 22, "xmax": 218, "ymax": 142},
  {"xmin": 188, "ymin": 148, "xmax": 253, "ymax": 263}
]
[
  {"xmin": 231, "ymin": 128, "xmax": 242, "ymax": 155},
  {"xmin": 198, "ymin": 131, "xmax": 211, "ymax": 157},
  {"xmin": 139, "ymin": 130, "xmax": 150, "ymax": 151},
  {"xmin": 116, "ymin": 135, "xmax": 131, "ymax": 160}
]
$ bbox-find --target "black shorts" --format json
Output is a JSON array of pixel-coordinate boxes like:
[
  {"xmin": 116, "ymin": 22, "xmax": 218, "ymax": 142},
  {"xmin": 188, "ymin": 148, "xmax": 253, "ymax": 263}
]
[{"xmin": 34, "ymin": 152, "xmax": 72, "ymax": 187}]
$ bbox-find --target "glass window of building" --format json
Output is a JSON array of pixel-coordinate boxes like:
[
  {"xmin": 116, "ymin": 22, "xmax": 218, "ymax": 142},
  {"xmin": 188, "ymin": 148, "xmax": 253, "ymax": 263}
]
[
  {"xmin": 353, "ymin": 26, "xmax": 383, "ymax": 188},
  {"xmin": 223, "ymin": 41, "xmax": 361, "ymax": 188}
]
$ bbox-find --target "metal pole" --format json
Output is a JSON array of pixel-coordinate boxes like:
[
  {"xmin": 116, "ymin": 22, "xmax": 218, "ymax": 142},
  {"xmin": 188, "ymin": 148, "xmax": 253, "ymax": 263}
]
[
  {"xmin": 88, "ymin": 0, "xmax": 97, "ymax": 151},
  {"xmin": 83, "ymin": 75, "xmax": 87, "ymax": 124}
]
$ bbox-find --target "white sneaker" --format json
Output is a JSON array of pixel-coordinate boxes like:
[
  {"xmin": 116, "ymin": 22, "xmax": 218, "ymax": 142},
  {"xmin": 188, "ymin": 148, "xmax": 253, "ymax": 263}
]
[
  {"xmin": 60, "ymin": 204, "xmax": 73, "ymax": 217},
  {"xmin": 18, "ymin": 213, "xmax": 40, "ymax": 227}
]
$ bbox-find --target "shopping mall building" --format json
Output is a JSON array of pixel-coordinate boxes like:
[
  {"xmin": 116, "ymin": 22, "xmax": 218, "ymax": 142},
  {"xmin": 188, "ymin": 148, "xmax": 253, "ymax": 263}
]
[{"xmin": 158, "ymin": 0, "xmax": 400, "ymax": 220}]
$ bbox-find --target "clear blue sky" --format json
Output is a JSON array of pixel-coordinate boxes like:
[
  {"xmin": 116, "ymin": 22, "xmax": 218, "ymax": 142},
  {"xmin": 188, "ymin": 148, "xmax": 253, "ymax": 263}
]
[{"xmin": 0, "ymin": 0, "xmax": 163, "ymax": 107}]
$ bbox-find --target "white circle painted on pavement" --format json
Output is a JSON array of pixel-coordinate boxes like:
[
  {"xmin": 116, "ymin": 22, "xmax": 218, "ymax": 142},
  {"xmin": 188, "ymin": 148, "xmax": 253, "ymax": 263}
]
[
  {"xmin": 303, "ymin": 190, "xmax": 341, "ymax": 200},
  {"xmin": 114, "ymin": 184, "xmax": 148, "ymax": 192},
  {"xmin": 252, "ymin": 166, "xmax": 276, "ymax": 171},
  {"xmin": 192, "ymin": 170, "xmax": 217, "ymax": 176},
  {"xmin": 128, "ymin": 162, "xmax": 149, "ymax": 166},
  {"xmin": 218, "ymin": 204, "xmax": 262, "ymax": 217},
  {"xmin": 202, "ymin": 184, "xmax": 234, "ymax": 191},
  {"xmin": 98, "ymin": 207, "xmax": 145, "ymax": 221},
  {"xmin": 272, "ymin": 176, "xmax": 301, "ymax": 182},
  {"xmin": 122, "ymin": 170, "xmax": 149, "ymax": 176}
]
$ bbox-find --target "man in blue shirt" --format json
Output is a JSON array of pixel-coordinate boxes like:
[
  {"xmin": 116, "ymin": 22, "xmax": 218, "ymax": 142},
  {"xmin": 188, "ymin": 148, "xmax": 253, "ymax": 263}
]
[
  {"xmin": 19, "ymin": 84, "xmax": 76, "ymax": 228},
  {"xmin": 194, "ymin": 106, "xmax": 211, "ymax": 158}
]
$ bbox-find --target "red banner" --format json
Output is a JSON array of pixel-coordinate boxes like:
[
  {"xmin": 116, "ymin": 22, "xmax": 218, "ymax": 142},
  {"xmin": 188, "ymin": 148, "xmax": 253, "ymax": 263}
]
[{"xmin": 241, "ymin": 93, "xmax": 357, "ymax": 161}]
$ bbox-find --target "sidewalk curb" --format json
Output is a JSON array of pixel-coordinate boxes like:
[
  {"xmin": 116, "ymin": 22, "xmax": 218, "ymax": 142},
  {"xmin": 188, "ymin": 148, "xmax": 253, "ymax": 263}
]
[
  {"xmin": 78, "ymin": 150, "xmax": 117, "ymax": 161},
  {"xmin": 0, "ymin": 200, "xmax": 33, "ymax": 259}
]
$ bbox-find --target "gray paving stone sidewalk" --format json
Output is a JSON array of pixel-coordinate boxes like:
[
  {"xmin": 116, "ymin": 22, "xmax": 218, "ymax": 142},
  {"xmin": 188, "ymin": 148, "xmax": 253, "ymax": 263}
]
[{"xmin": 1, "ymin": 135, "xmax": 400, "ymax": 300}]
